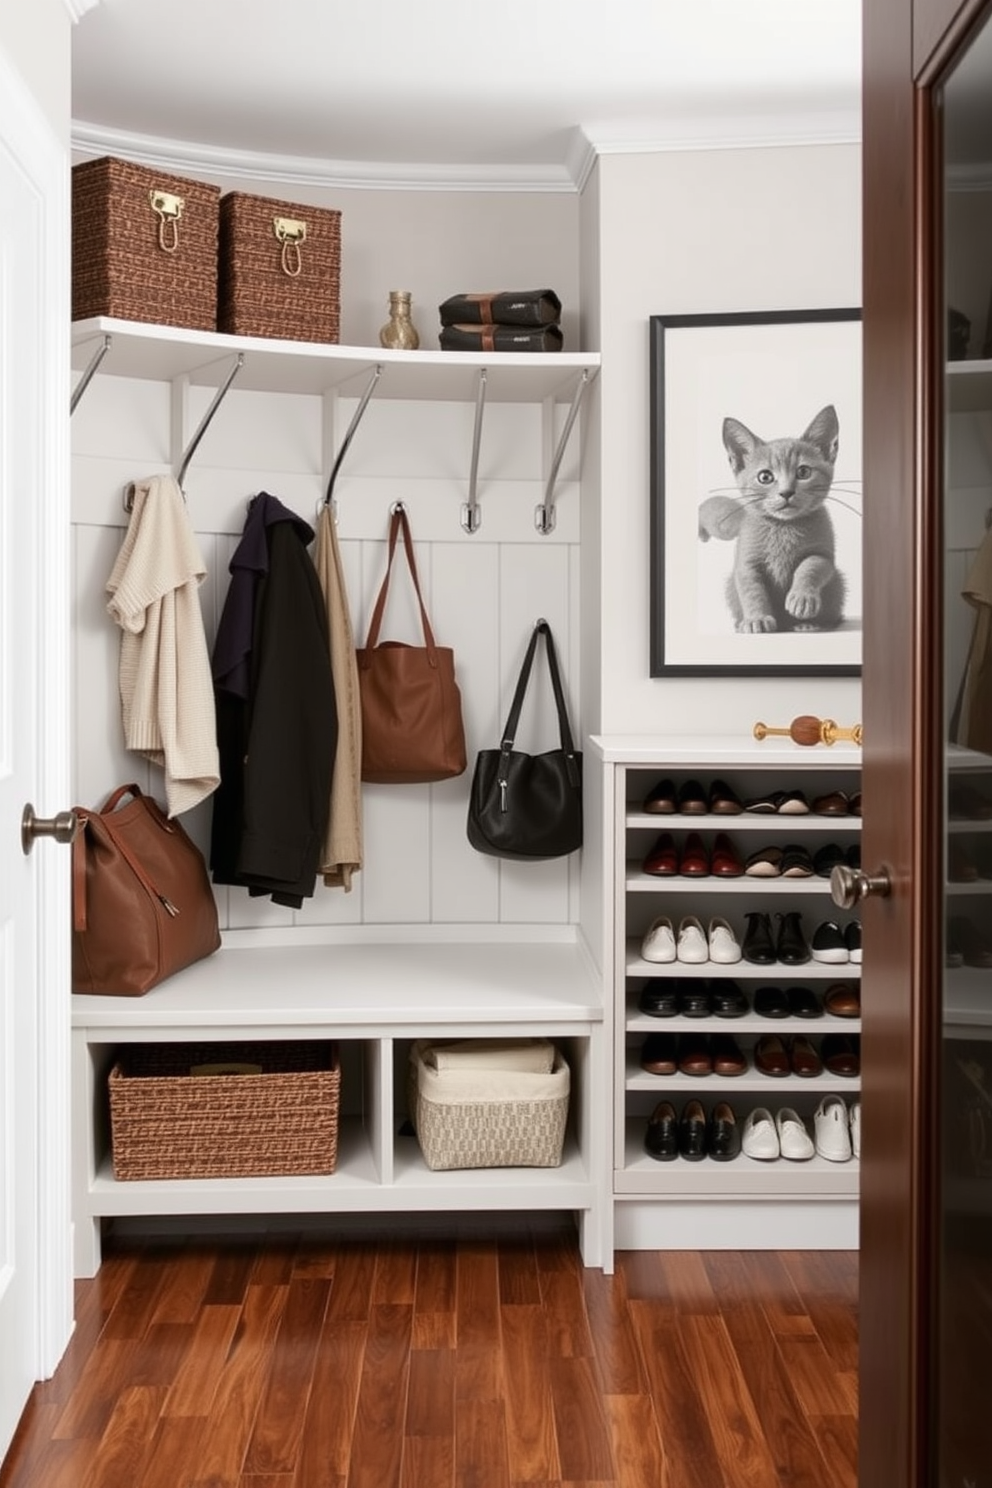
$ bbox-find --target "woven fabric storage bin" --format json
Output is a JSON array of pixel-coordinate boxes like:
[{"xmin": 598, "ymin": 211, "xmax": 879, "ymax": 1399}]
[
  {"xmin": 71, "ymin": 157, "xmax": 220, "ymax": 331},
  {"xmin": 408, "ymin": 1039, "xmax": 569, "ymax": 1171},
  {"xmin": 108, "ymin": 1040, "xmax": 340, "ymax": 1180},
  {"xmin": 218, "ymin": 192, "xmax": 341, "ymax": 343}
]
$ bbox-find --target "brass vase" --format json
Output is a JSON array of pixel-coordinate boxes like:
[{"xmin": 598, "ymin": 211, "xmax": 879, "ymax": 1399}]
[{"xmin": 379, "ymin": 290, "xmax": 420, "ymax": 351}]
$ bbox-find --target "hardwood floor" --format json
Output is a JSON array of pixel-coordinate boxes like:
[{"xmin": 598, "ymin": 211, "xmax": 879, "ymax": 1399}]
[{"xmin": 0, "ymin": 1222, "xmax": 858, "ymax": 1488}]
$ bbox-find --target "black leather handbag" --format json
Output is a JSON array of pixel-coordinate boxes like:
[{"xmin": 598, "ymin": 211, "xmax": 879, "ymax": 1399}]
[{"xmin": 466, "ymin": 619, "xmax": 582, "ymax": 861}]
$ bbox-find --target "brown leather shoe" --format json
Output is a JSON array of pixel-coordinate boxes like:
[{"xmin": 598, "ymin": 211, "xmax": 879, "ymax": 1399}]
[
  {"xmin": 812, "ymin": 789, "xmax": 850, "ymax": 816},
  {"xmin": 824, "ymin": 983, "xmax": 861, "ymax": 1018},
  {"xmin": 677, "ymin": 1033, "xmax": 713, "ymax": 1076},
  {"xmin": 789, "ymin": 1035, "xmax": 823, "ymax": 1077},
  {"xmin": 711, "ymin": 1033, "xmax": 747, "ymax": 1076},
  {"xmin": 711, "ymin": 832, "xmax": 743, "ymax": 878},
  {"xmin": 709, "ymin": 779, "xmax": 743, "ymax": 815},
  {"xmin": 678, "ymin": 831, "xmax": 710, "ymax": 876},
  {"xmin": 643, "ymin": 832, "xmax": 678, "ymax": 876},
  {"xmin": 640, "ymin": 1032, "xmax": 678, "ymax": 1075},
  {"xmin": 754, "ymin": 1034, "xmax": 791, "ymax": 1077}
]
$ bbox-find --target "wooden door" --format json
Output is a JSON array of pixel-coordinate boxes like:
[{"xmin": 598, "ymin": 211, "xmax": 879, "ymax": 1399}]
[{"xmin": 861, "ymin": 2, "xmax": 992, "ymax": 1484}]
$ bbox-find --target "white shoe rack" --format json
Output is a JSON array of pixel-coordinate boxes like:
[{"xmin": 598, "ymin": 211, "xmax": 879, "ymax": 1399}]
[{"xmin": 592, "ymin": 735, "xmax": 862, "ymax": 1251}]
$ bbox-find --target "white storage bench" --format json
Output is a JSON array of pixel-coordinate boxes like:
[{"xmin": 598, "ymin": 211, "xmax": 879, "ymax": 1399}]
[{"xmin": 70, "ymin": 932, "xmax": 608, "ymax": 1276}]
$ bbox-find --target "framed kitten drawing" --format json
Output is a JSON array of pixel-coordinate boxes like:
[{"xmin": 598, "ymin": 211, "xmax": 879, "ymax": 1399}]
[{"xmin": 649, "ymin": 308, "xmax": 862, "ymax": 677}]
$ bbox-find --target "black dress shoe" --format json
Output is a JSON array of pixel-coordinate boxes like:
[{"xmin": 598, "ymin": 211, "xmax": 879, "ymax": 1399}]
[
  {"xmin": 638, "ymin": 978, "xmax": 679, "ymax": 1018},
  {"xmin": 776, "ymin": 911, "xmax": 810, "ymax": 965},
  {"xmin": 678, "ymin": 1099, "xmax": 708, "ymax": 1160},
  {"xmin": 742, "ymin": 911, "xmax": 776, "ymax": 964},
  {"xmin": 677, "ymin": 981, "xmax": 712, "ymax": 1018},
  {"xmin": 707, "ymin": 1102, "xmax": 742, "ymax": 1161},
  {"xmin": 754, "ymin": 985, "xmax": 790, "ymax": 1018},
  {"xmin": 787, "ymin": 985, "xmax": 822, "ymax": 1019},
  {"xmin": 709, "ymin": 978, "xmax": 748, "ymax": 1018},
  {"xmin": 644, "ymin": 1100, "xmax": 679, "ymax": 1160}
]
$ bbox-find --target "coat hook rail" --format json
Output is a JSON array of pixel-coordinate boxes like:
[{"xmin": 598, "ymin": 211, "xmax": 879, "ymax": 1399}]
[
  {"xmin": 70, "ymin": 333, "xmax": 112, "ymax": 415},
  {"xmin": 176, "ymin": 352, "xmax": 245, "ymax": 492},
  {"xmin": 461, "ymin": 368, "xmax": 487, "ymax": 534},
  {"xmin": 324, "ymin": 363, "xmax": 382, "ymax": 508},
  {"xmin": 535, "ymin": 369, "xmax": 591, "ymax": 535}
]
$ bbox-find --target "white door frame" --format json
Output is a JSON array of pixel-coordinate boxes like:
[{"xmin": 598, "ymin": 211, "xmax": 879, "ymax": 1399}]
[{"xmin": 0, "ymin": 35, "xmax": 74, "ymax": 1387}]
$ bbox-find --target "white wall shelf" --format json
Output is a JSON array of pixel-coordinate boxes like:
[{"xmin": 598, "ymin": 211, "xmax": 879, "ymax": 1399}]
[{"xmin": 71, "ymin": 316, "xmax": 600, "ymax": 403}]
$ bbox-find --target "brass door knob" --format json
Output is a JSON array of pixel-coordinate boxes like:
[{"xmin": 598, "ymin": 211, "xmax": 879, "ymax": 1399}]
[
  {"xmin": 21, "ymin": 804, "xmax": 79, "ymax": 856},
  {"xmin": 831, "ymin": 862, "xmax": 891, "ymax": 909}
]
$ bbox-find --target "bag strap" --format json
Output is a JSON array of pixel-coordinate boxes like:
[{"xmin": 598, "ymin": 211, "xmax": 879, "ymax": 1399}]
[
  {"xmin": 498, "ymin": 620, "xmax": 580, "ymax": 787},
  {"xmin": 71, "ymin": 785, "xmax": 179, "ymax": 934},
  {"xmin": 360, "ymin": 506, "xmax": 439, "ymax": 667}
]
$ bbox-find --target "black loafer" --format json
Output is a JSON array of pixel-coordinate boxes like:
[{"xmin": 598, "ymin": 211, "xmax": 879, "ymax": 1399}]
[
  {"xmin": 678, "ymin": 779, "xmax": 708, "ymax": 815},
  {"xmin": 644, "ymin": 1100, "xmax": 679, "ymax": 1160},
  {"xmin": 643, "ymin": 778, "xmax": 678, "ymax": 815},
  {"xmin": 787, "ymin": 986, "xmax": 822, "ymax": 1019},
  {"xmin": 678, "ymin": 1099, "xmax": 708, "ymax": 1160},
  {"xmin": 742, "ymin": 911, "xmax": 776, "ymax": 964},
  {"xmin": 813, "ymin": 842, "xmax": 846, "ymax": 877},
  {"xmin": 754, "ymin": 985, "xmax": 790, "ymax": 1018},
  {"xmin": 776, "ymin": 911, "xmax": 811, "ymax": 965},
  {"xmin": 708, "ymin": 1102, "xmax": 742, "ymax": 1162},
  {"xmin": 709, "ymin": 978, "xmax": 748, "ymax": 1018},
  {"xmin": 676, "ymin": 981, "xmax": 712, "ymax": 1018},
  {"xmin": 638, "ymin": 978, "xmax": 679, "ymax": 1018}
]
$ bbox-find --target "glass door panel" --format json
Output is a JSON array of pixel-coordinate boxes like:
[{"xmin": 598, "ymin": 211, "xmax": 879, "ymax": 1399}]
[{"xmin": 941, "ymin": 13, "xmax": 992, "ymax": 1486}]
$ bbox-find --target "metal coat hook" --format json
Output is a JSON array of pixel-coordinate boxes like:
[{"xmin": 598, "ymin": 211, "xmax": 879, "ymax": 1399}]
[
  {"xmin": 176, "ymin": 352, "xmax": 245, "ymax": 492},
  {"xmin": 324, "ymin": 363, "xmax": 382, "ymax": 511},
  {"xmin": 70, "ymin": 333, "xmax": 112, "ymax": 414},
  {"xmin": 461, "ymin": 368, "xmax": 487, "ymax": 533},
  {"xmin": 122, "ymin": 351, "xmax": 245, "ymax": 511},
  {"xmin": 535, "ymin": 369, "xmax": 590, "ymax": 535}
]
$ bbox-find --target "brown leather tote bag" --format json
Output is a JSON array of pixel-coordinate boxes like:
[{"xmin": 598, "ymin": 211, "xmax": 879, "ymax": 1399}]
[
  {"xmin": 356, "ymin": 505, "xmax": 467, "ymax": 784},
  {"xmin": 71, "ymin": 783, "xmax": 221, "ymax": 995}
]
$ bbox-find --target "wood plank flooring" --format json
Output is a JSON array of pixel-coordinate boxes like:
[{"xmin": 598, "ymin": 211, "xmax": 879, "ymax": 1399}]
[{"xmin": 0, "ymin": 1223, "xmax": 858, "ymax": 1488}]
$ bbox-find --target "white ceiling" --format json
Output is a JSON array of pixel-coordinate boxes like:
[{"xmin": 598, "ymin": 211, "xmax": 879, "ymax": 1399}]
[{"xmin": 70, "ymin": 0, "xmax": 863, "ymax": 190}]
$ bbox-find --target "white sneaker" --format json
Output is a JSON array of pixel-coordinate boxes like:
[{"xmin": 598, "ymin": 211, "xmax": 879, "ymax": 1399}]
[
  {"xmin": 776, "ymin": 1107, "xmax": 815, "ymax": 1161},
  {"xmin": 708, "ymin": 917, "xmax": 742, "ymax": 964},
  {"xmin": 849, "ymin": 1100, "xmax": 861, "ymax": 1159},
  {"xmin": 742, "ymin": 1107, "xmax": 779, "ymax": 1160},
  {"xmin": 676, "ymin": 915, "xmax": 708, "ymax": 964},
  {"xmin": 814, "ymin": 1095, "xmax": 853, "ymax": 1161},
  {"xmin": 641, "ymin": 916, "xmax": 676, "ymax": 963}
]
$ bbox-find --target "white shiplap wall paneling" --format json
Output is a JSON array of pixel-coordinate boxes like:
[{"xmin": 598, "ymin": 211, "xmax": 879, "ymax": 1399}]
[{"xmin": 71, "ymin": 370, "xmax": 583, "ymax": 939}]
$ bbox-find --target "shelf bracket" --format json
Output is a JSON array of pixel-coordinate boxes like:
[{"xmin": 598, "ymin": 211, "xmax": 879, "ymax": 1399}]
[
  {"xmin": 461, "ymin": 368, "xmax": 487, "ymax": 534},
  {"xmin": 324, "ymin": 363, "xmax": 382, "ymax": 515},
  {"xmin": 535, "ymin": 369, "xmax": 590, "ymax": 535},
  {"xmin": 70, "ymin": 333, "xmax": 112, "ymax": 415},
  {"xmin": 176, "ymin": 352, "xmax": 245, "ymax": 493}
]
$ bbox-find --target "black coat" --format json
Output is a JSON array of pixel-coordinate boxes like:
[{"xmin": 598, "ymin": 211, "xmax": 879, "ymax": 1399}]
[{"xmin": 210, "ymin": 493, "xmax": 337, "ymax": 907}]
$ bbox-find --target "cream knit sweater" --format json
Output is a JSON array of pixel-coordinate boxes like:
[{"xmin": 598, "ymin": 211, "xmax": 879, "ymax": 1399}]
[{"xmin": 106, "ymin": 475, "xmax": 220, "ymax": 817}]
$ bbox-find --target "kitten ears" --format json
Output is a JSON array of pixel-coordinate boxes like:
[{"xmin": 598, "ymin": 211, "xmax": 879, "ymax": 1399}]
[
  {"xmin": 722, "ymin": 416, "xmax": 757, "ymax": 471},
  {"xmin": 802, "ymin": 404, "xmax": 840, "ymax": 458}
]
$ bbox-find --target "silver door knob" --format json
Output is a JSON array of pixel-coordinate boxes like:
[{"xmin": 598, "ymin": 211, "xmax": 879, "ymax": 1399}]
[
  {"xmin": 831, "ymin": 862, "xmax": 891, "ymax": 909},
  {"xmin": 21, "ymin": 804, "xmax": 79, "ymax": 856}
]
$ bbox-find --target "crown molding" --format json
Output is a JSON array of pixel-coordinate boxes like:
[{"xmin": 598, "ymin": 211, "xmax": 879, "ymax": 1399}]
[
  {"xmin": 70, "ymin": 120, "xmax": 578, "ymax": 193},
  {"xmin": 580, "ymin": 106, "xmax": 862, "ymax": 161},
  {"xmin": 62, "ymin": 0, "xmax": 101, "ymax": 20}
]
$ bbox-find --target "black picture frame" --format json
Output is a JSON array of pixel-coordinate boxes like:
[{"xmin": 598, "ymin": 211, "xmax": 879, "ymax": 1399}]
[{"xmin": 649, "ymin": 308, "xmax": 862, "ymax": 678}]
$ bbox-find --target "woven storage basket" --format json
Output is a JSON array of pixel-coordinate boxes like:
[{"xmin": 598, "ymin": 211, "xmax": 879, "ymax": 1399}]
[
  {"xmin": 218, "ymin": 191, "xmax": 341, "ymax": 343},
  {"xmin": 108, "ymin": 1040, "xmax": 340, "ymax": 1180},
  {"xmin": 71, "ymin": 157, "xmax": 220, "ymax": 331},
  {"xmin": 408, "ymin": 1039, "xmax": 569, "ymax": 1171}
]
